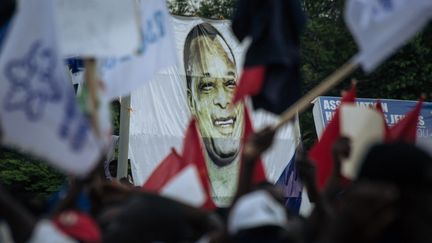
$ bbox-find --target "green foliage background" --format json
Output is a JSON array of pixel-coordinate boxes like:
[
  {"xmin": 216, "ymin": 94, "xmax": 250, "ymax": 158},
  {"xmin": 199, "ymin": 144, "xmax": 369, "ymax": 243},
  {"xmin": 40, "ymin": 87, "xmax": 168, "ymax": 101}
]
[
  {"xmin": 0, "ymin": 149, "xmax": 64, "ymax": 198},
  {"xmin": 1, "ymin": 0, "xmax": 431, "ymax": 202}
]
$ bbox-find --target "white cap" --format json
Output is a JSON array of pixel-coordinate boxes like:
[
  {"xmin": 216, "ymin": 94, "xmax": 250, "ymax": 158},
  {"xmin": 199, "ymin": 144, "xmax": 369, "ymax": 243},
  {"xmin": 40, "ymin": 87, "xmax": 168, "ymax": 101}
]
[
  {"xmin": 228, "ymin": 190, "xmax": 288, "ymax": 234},
  {"xmin": 28, "ymin": 220, "xmax": 77, "ymax": 243}
]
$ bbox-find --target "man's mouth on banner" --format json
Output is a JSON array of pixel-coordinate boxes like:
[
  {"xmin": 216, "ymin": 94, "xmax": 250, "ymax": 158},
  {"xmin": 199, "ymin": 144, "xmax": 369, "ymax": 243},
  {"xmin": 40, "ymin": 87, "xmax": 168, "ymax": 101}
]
[{"xmin": 212, "ymin": 115, "xmax": 236, "ymax": 135}]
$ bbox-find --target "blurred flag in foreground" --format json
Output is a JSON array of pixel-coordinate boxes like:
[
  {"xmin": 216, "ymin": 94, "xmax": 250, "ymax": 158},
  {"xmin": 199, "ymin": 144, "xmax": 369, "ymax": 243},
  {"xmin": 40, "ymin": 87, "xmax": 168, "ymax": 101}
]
[
  {"xmin": 100, "ymin": 0, "xmax": 177, "ymax": 100},
  {"xmin": 309, "ymin": 86, "xmax": 356, "ymax": 190},
  {"xmin": 339, "ymin": 104, "xmax": 386, "ymax": 179},
  {"xmin": 242, "ymin": 105, "xmax": 267, "ymax": 184},
  {"xmin": 341, "ymin": 98, "xmax": 423, "ymax": 179},
  {"xmin": 55, "ymin": 0, "xmax": 141, "ymax": 58},
  {"xmin": 143, "ymin": 120, "xmax": 215, "ymax": 210},
  {"xmin": 0, "ymin": 0, "xmax": 101, "ymax": 176},
  {"xmin": 387, "ymin": 98, "xmax": 424, "ymax": 143},
  {"xmin": 345, "ymin": 0, "xmax": 432, "ymax": 73},
  {"xmin": 231, "ymin": 0, "xmax": 306, "ymax": 114}
]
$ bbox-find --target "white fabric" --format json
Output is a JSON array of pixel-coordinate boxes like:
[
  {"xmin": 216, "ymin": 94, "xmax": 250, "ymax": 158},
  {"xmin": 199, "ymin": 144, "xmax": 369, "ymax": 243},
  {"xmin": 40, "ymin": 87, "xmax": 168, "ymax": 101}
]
[
  {"xmin": 129, "ymin": 17, "xmax": 300, "ymax": 205},
  {"xmin": 160, "ymin": 164, "xmax": 206, "ymax": 207},
  {"xmin": 340, "ymin": 104, "xmax": 385, "ymax": 178},
  {"xmin": 345, "ymin": 0, "xmax": 431, "ymax": 72},
  {"xmin": 0, "ymin": 0, "xmax": 101, "ymax": 176},
  {"xmin": 228, "ymin": 190, "xmax": 288, "ymax": 234},
  {"xmin": 299, "ymin": 189, "xmax": 313, "ymax": 217},
  {"xmin": 54, "ymin": 0, "xmax": 140, "ymax": 57},
  {"xmin": 100, "ymin": 0, "xmax": 177, "ymax": 100},
  {"xmin": 0, "ymin": 221, "xmax": 13, "ymax": 243},
  {"xmin": 28, "ymin": 220, "xmax": 77, "ymax": 243}
]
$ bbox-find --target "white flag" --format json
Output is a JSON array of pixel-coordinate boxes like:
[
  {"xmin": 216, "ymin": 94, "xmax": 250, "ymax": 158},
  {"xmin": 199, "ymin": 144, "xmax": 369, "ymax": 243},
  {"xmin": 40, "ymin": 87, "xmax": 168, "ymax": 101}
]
[
  {"xmin": 345, "ymin": 0, "xmax": 431, "ymax": 73},
  {"xmin": 55, "ymin": 0, "xmax": 141, "ymax": 58},
  {"xmin": 0, "ymin": 0, "xmax": 101, "ymax": 176},
  {"xmin": 100, "ymin": 0, "xmax": 177, "ymax": 99},
  {"xmin": 160, "ymin": 165, "xmax": 207, "ymax": 207},
  {"xmin": 339, "ymin": 104, "xmax": 385, "ymax": 179}
]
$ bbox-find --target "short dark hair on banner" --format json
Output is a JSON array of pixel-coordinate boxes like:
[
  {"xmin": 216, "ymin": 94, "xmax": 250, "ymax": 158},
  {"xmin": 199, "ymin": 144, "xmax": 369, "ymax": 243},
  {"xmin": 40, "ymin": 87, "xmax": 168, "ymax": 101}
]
[{"xmin": 183, "ymin": 23, "xmax": 235, "ymax": 91}]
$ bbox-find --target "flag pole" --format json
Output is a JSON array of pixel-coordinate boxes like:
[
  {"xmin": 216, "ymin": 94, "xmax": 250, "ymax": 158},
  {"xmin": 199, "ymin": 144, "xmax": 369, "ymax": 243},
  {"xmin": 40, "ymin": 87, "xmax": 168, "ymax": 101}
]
[
  {"xmin": 273, "ymin": 57, "xmax": 360, "ymax": 130},
  {"xmin": 84, "ymin": 58, "xmax": 101, "ymax": 137},
  {"xmin": 117, "ymin": 95, "xmax": 131, "ymax": 179}
]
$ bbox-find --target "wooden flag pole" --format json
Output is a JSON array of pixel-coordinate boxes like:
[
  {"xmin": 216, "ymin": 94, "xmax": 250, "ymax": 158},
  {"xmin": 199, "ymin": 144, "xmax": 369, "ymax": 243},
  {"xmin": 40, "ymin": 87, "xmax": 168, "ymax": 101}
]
[
  {"xmin": 84, "ymin": 58, "xmax": 101, "ymax": 137},
  {"xmin": 273, "ymin": 57, "xmax": 360, "ymax": 130}
]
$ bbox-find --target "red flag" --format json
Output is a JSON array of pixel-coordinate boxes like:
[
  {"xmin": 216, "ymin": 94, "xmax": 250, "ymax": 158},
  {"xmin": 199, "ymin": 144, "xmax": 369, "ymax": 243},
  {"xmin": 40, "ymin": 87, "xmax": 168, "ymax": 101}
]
[
  {"xmin": 232, "ymin": 66, "xmax": 266, "ymax": 105},
  {"xmin": 142, "ymin": 120, "xmax": 216, "ymax": 210},
  {"xmin": 182, "ymin": 119, "xmax": 216, "ymax": 210},
  {"xmin": 242, "ymin": 104, "xmax": 267, "ymax": 183},
  {"xmin": 308, "ymin": 86, "xmax": 356, "ymax": 190},
  {"xmin": 387, "ymin": 98, "xmax": 423, "ymax": 143},
  {"xmin": 142, "ymin": 149, "xmax": 184, "ymax": 192},
  {"xmin": 375, "ymin": 100, "xmax": 391, "ymax": 141}
]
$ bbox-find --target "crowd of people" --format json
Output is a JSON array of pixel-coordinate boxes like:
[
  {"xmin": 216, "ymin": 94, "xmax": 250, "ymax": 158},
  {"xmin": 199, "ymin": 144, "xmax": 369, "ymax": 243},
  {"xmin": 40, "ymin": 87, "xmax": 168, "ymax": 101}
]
[
  {"xmin": 1, "ymin": 0, "xmax": 432, "ymax": 242},
  {"xmin": 1, "ymin": 125, "xmax": 432, "ymax": 243}
]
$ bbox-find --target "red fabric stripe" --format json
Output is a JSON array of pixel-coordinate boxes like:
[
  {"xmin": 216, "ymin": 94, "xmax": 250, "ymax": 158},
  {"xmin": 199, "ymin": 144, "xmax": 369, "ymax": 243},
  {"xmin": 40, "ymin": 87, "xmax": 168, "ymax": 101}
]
[
  {"xmin": 387, "ymin": 98, "xmax": 423, "ymax": 143},
  {"xmin": 142, "ymin": 149, "xmax": 184, "ymax": 192},
  {"xmin": 232, "ymin": 66, "xmax": 266, "ymax": 104},
  {"xmin": 182, "ymin": 119, "xmax": 216, "ymax": 210},
  {"xmin": 309, "ymin": 86, "xmax": 356, "ymax": 190},
  {"xmin": 242, "ymin": 104, "xmax": 267, "ymax": 183},
  {"xmin": 375, "ymin": 100, "xmax": 391, "ymax": 141}
]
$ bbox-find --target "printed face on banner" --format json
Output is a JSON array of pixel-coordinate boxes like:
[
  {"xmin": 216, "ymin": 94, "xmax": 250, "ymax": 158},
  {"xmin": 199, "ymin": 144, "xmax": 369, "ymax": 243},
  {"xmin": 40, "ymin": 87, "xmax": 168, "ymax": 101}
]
[
  {"xmin": 129, "ymin": 18, "xmax": 300, "ymax": 208},
  {"xmin": 184, "ymin": 23, "xmax": 244, "ymax": 167}
]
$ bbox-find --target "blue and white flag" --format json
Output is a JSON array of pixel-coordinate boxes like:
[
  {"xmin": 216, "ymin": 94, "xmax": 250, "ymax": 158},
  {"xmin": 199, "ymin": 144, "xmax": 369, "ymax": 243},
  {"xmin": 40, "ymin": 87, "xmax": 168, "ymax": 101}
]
[
  {"xmin": 0, "ymin": 0, "xmax": 101, "ymax": 176},
  {"xmin": 100, "ymin": 0, "xmax": 177, "ymax": 100},
  {"xmin": 55, "ymin": 0, "xmax": 141, "ymax": 58},
  {"xmin": 275, "ymin": 153, "xmax": 303, "ymax": 213},
  {"xmin": 345, "ymin": 0, "xmax": 432, "ymax": 73}
]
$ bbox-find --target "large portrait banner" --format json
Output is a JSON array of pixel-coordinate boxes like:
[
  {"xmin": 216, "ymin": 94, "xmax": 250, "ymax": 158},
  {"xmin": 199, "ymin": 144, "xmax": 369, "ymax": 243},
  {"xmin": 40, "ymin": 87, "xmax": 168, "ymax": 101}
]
[{"xmin": 129, "ymin": 16, "xmax": 301, "ymax": 207}]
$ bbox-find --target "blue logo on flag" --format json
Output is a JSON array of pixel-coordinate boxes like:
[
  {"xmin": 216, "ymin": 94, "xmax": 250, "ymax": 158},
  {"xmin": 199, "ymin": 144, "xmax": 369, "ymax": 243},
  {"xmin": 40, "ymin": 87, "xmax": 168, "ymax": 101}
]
[
  {"xmin": 379, "ymin": 0, "xmax": 393, "ymax": 10},
  {"xmin": 139, "ymin": 10, "xmax": 166, "ymax": 54},
  {"xmin": 3, "ymin": 40, "xmax": 62, "ymax": 121},
  {"xmin": 58, "ymin": 90, "xmax": 90, "ymax": 152}
]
